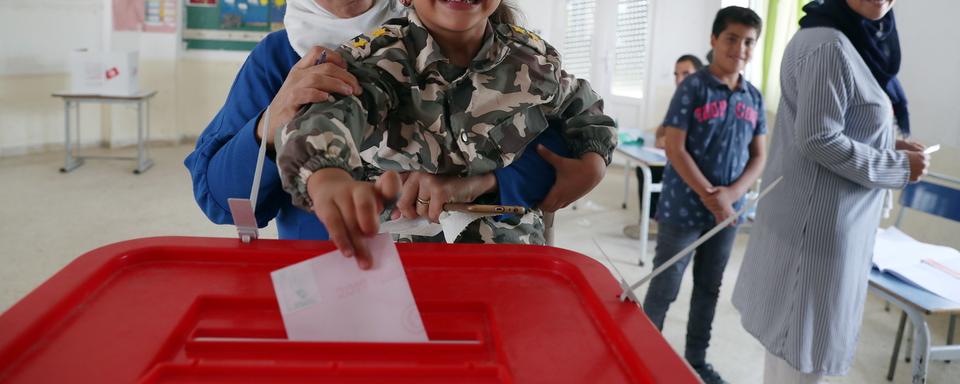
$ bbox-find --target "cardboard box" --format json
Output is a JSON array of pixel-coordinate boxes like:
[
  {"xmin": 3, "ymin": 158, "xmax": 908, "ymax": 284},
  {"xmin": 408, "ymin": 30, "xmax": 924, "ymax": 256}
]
[{"xmin": 68, "ymin": 50, "xmax": 140, "ymax": 96}]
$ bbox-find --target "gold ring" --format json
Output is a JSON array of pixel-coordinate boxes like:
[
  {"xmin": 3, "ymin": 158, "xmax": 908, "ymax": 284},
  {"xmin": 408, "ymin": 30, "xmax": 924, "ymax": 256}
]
[{"xmin": 416, "ymin": 197, "xmax": 431, "ymax": 205}]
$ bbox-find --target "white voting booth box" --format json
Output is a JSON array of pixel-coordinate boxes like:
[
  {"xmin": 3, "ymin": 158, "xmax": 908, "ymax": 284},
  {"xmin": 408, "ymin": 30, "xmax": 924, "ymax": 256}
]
[{"xmin": 68, "ymin": 50, "xmax": 140, "ymax": 96}]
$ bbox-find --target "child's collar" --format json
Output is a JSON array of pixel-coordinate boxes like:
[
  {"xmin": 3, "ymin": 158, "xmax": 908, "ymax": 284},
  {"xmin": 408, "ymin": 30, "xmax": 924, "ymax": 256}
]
[
  {"xmin": 704, "ymin": 66, "xmax": 746, "ymax": 92},
  {"xmin": 405, "ymin": 11, "xmax": 507, "ymax": 74}
]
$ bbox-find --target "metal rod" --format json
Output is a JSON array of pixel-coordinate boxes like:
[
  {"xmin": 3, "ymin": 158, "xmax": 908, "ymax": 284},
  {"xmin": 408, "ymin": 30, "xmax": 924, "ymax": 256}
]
[{"xmin": 620, "ymin": 176, "xmax": 783, "ymax": 301}]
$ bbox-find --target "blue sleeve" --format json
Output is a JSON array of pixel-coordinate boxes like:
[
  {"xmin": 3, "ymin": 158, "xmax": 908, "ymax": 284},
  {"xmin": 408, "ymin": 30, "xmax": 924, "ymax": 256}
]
[
  {"xmin": 183, "ymin": 31, "xmax": 296, "ymax": 228},
  {"xmin": 493, "ymin": 122, "xmax": 571, "ymax": 208}
]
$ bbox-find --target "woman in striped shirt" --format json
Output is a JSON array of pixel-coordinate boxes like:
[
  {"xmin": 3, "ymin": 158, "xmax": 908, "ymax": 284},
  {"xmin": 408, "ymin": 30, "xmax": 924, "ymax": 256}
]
[{"xmin": 731, "ymin": 0, "xmax": 930, "ymax": 382}]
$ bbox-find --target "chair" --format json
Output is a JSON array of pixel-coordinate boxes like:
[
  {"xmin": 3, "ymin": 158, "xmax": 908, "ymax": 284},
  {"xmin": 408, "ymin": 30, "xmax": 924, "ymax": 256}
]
[
  {"xmin": 883, "ymin": 173, "xmax": 960, "ymax": 381},
  {"xmin": 543, "ymin": 211, "xmax": 556, "ymax": 246}
]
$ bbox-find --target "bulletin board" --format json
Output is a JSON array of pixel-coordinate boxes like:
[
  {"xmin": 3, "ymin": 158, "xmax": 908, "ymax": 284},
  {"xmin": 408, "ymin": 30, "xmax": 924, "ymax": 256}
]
[{"xmin": 183, "ymin": 0, "xmax": 286, "ymax": 51}]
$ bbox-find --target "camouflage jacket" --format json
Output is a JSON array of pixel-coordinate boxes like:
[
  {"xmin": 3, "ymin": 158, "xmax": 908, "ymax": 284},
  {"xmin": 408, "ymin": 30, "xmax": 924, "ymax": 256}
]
[{"xmin": 277, "ymin": 11, "xmax": 617, "ymax": 212}]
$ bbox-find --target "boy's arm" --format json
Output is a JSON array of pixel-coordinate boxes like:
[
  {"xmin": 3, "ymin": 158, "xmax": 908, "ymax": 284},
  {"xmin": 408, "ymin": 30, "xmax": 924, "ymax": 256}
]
[
  {"xmin": 731, "ymin": 135, "xmax": 767, "ymax": 195},
  {"xmin": 702, "ymin": 134, "xmax": 767, "ymax": 216},
  {"xmin": 730, "ymin": 97, "xmax": 768, "ymax": 196},
  {"xmin": 662, "ymin": 127, "xmax": 714, "ymax": 198},
  {"xmin": 709, "ymin": 96, "xmax": 768, "ymax": 206}
]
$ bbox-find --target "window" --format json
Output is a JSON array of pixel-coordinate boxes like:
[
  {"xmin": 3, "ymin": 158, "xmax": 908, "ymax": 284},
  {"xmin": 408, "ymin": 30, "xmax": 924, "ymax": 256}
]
[
  {"xmin": 561, "ymin": 0, "xmax": 650, "ymax": 100},
  {"xmin": 562, "ymin": 0, "xmax": 596, "ymax": 82},
  {"xmin": 610, "ymin": 0, "xmax": 650, "ymax": 98}
]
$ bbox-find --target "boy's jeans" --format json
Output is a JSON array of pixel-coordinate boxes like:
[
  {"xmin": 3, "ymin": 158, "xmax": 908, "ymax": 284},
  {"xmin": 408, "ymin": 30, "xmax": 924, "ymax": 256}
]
[{"xmin": 642, "ymin": 222, "xmax": 738, "ymax": 366}]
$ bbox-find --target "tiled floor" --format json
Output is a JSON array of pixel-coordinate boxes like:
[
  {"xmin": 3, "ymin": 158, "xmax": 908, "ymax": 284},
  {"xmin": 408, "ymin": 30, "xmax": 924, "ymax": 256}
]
[{"xmin": 0, "ymin": 143, "xmax": 956, "ymax": 383}]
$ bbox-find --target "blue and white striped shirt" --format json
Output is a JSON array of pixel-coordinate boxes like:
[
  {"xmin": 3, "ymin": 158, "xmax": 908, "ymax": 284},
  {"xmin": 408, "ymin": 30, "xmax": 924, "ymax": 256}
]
[{"xmin": 732, "ymin": 27, "xmax": 910, "ymax": 375}]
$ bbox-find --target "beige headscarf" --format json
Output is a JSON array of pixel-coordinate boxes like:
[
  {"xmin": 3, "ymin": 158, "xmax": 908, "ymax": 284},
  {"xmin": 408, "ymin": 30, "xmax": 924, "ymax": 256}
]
[{"xmin": 284, "ymin": 0, "xmax": 405, "ymax": 57}]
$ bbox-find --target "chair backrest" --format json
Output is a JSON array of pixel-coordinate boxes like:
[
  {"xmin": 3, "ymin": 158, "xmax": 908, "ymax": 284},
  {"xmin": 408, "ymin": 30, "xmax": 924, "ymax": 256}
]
[{"xmin": 897, "ymin": 174, "xmax": 960, "ymax": 223}]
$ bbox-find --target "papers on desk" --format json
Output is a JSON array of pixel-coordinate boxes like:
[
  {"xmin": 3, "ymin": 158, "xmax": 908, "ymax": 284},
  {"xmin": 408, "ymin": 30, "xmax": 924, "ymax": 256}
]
[
  {"xmin": 873, "ymin": 227, "xmax": 960, "ymax": 303},
  {"xmin": 646, "ymin": 147, "xmax": 666, "ymax": 158},
  {"xmin": 271, "ymin": 233, "xmax": 428, "ymax": 342}
]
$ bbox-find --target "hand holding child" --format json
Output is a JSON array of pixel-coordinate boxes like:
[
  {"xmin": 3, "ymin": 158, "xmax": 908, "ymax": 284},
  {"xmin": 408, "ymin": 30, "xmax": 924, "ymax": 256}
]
[{"xmin": 537, "ymin": 145, "xmax": 606, "ymax": 212}]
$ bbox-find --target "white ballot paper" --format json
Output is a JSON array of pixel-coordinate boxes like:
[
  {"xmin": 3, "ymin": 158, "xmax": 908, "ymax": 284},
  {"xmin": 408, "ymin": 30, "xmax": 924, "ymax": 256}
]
[
  {"xmin": 379, "ymin": 212, "xmax": 491, "ymax": 243},
  {"xmin": 270, "ymin": 233, "xmax": 429, "ymax": 342}
]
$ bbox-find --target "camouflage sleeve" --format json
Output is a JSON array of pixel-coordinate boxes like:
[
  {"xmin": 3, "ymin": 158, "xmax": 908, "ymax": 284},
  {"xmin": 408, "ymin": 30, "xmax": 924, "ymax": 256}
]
[
  {"xmin": 541, "ymin": 44, "xmax": 618, "ymax": 165},
  {"xmin": 275, "ymin": 50, "xmax": 399, "ymax": 210}
]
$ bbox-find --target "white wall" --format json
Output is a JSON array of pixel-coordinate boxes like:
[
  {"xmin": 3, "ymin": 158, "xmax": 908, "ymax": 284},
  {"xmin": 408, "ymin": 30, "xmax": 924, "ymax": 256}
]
[
  {"xmin": 515, "ymin": 0, "xmax": 720, "ymax": 131},
  {"xmin": 0, "ymin": 0, "xmax": 247, "ymax": 156},
  {"xmin": 513, "ymin": 0, "xmax": 561, "ymax": 44},
  {"xmin": 641, "ymin": 0, "xmax": 719, "ymax": 129},
  {"xmin": 881, "ymin": 0, "xmax": 960, "ymax": 248},
  {"xmin": 894, "ymin": 0, "xmax": 960, "ymax": 149}
]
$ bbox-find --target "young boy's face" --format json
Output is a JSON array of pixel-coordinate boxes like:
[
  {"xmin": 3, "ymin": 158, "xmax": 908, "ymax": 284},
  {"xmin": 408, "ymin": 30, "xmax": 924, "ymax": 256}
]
[
  {"xmin": 709, "ymin": 23, "xmax": 758, "ymax": 76},
  {"xmin": 412, "ymin": 0, "xmax": 501, "ymax": 36}
]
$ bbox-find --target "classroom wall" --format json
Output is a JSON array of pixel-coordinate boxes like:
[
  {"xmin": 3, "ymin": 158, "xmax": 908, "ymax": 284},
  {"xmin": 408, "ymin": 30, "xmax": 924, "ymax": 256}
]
[
  {"xmin": 1, "ymin": 0, "xmax": 955, "ymax": 181},
  {"xmin": 0, "ymin": 0, "xmax": 106, "ymax": 155},
  {"xmin": 642, "ymin": 0, "xmax": 717, "ymax": 130},
  {"xmin": 882, "ymin": 0, "xmax": 960, "ymax": 248},
  {"xmin": 0, "ymin": 0, "xmax": 247, "ymax": 157}
]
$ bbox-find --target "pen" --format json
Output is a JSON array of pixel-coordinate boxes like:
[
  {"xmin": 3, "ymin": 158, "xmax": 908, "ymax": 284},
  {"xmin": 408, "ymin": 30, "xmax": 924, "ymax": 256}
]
[
  {"xmin": 922, "ymin": 258, "xmax": 960, "ymax": 279},
  {"xmin": 443, "ymin": 203, "xmax": 527, "ymax": 215},
  {"xmin": 923, "ymin": 144, "xmax": 941, "ymax": 155}
]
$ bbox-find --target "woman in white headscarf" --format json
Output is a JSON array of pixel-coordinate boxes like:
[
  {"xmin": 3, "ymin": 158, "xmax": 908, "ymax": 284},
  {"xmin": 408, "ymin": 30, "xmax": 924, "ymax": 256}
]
[
  {"xmin": 186, "ymin": 1, "xmax": 404, "ymax": 247},
  {"xmin": 185, "ymin": 1, "xmax": 575, "ymax": 268}
]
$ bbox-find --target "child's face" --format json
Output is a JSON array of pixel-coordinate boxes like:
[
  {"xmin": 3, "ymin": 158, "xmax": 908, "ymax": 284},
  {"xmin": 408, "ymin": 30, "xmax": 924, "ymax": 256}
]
[
  {"xmin": 673, "ymin": 60, "xmax": 698, "ymax": 86},
  {"xmin": 709, "ymin": 23, "xmax": 758, "ymax": 76},
  {"xmin": 412, "ymin": 0, "xmax": 501, "ymax": 36}
]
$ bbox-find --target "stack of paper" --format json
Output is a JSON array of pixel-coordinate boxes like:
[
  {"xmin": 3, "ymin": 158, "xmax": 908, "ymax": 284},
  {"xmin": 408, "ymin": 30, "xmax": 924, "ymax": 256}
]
[
  {"xmin": 271, "ymin": 233, "xmax": 429, "ymax": 342},
  {"xmin": 873, "ymin": 227, "xmax": 960, "ymax": 303}
]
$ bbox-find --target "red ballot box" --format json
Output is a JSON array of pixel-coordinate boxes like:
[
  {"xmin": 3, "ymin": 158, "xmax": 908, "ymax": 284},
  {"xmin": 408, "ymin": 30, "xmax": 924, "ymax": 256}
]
[{"xmin": 0, "ymin": 237, "xmax": 698, "ymax": 383}]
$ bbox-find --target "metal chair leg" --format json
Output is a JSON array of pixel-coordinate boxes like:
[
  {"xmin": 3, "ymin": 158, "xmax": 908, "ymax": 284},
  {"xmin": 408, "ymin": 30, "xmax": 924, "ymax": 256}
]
[
  {"xmin": 947, "ymin": 314, "xmax": 956, "ymax": 363},
  {"xmin": 887, "ymin": 311, "xmax": 908, "ymax": 381},
  {"xmin": 906, "ymin": 322, "xmax": 914, "ymax": 363}
]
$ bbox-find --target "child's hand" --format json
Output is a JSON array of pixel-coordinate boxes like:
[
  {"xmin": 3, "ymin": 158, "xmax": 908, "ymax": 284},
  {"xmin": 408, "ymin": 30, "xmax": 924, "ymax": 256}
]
[
  {"xmin": 306, "ymin": 168, "xmax": 401, "ymax": 269},
  {"xmin": 701, "ymin": 186, "xmax": 740, "ymax": 226},
  {"xmin": 537, "ymin": 145, "xmax": 606, "ymax": 212},
  {"xmin": 395, "ymin": 172, "xmax": 497, "ymax": 223}
]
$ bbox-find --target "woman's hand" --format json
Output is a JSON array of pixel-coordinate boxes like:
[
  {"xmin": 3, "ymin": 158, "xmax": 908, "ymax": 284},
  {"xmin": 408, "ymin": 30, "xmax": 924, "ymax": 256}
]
[
  {"xmin": 536, "ymin": 145, "xmax": 606, "ymax": 212},
  {"xmin": 306, "ymin": 168, "xmax": 401, "ymax": 269},
  {"xmin": 395, "ymin": 172, "xmax": 497, "ymax": 223},
  {"xmin": 905, "ymin": 150, "xmax": 930, "ymax": 182},
  {"xmin": 895, "ymin": 139, "xmax": 924, "ymax": 152},
  {"xmin": 258, "ymin": 46, "xmax": 362, "ymax": 144}
]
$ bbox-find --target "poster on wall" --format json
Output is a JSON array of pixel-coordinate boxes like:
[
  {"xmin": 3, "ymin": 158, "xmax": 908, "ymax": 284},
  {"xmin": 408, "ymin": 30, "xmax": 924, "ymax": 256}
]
[
  {"xmin": 183, "ymin": 0, "xmax": 286, "ymax": 51},
  {"xmin": 113, "ymin": 0, "xmax": 145, "ymax": 31},
  {"xmin": 143, "ymin": 0, "xmax": 178, "ymax": 33}
]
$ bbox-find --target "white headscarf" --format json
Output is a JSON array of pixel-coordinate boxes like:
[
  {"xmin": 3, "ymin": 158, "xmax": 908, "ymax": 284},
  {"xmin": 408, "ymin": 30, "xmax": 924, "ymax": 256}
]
[{"xmin": 284, "ymin": 0, "xmax": 406, "ymax": 57}]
